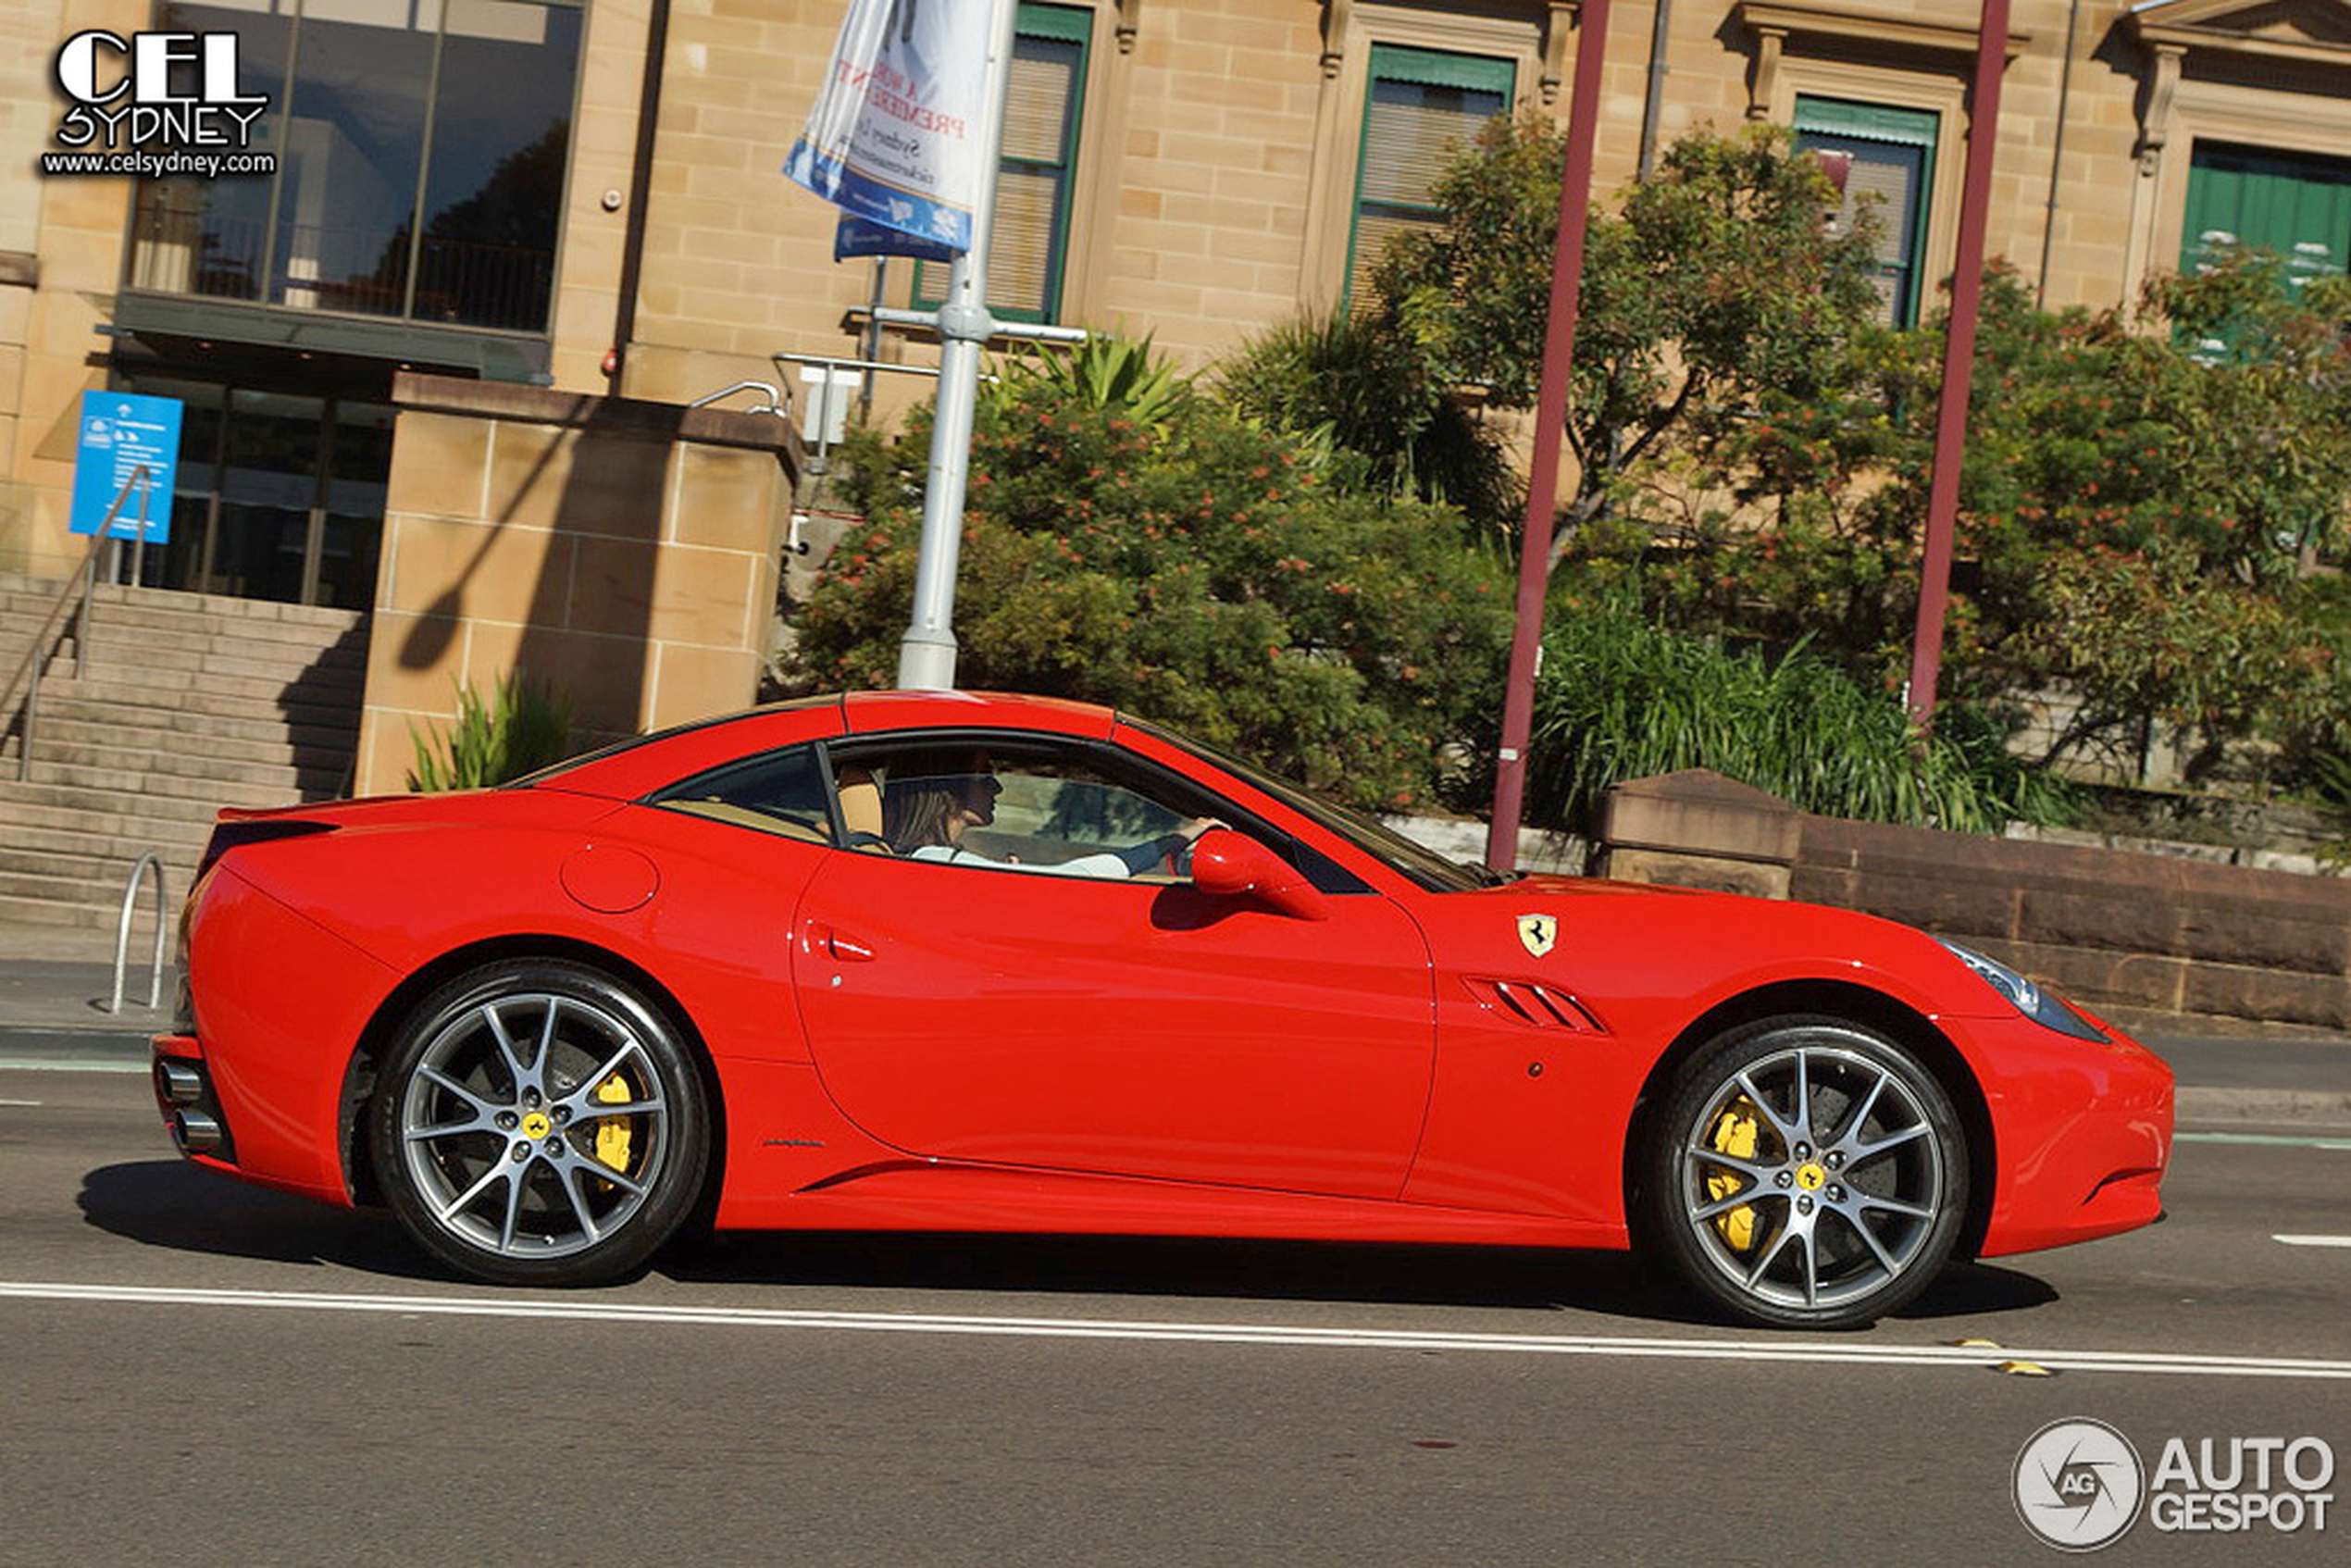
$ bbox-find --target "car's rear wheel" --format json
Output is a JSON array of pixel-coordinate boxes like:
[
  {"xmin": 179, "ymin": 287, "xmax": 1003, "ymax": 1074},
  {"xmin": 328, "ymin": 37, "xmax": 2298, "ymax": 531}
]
[
  {"xmin": 368, "ymin": 960, "xmax": 709, "ymax": 1286},
  {"xmin": 1640, "ymin": 1015, "xmax": 1968, "ymax": 1329}
]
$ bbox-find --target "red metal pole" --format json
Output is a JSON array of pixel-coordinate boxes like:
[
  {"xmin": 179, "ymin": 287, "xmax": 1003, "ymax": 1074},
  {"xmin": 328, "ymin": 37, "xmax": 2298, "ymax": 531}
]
[
  {"xmin": 1907, "ymin": 0, "xmax": 2010, "ymax": 727},
  {"xmin": 1485, "ymin": 0, "xmax": 1612, "ymax": 873}
]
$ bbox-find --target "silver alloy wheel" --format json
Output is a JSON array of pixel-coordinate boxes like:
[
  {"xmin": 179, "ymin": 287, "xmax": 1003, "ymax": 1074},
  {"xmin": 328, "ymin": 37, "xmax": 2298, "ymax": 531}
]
[
  {"xmin": 396, "ymin": 991, "xmax": 671, "ymax": 1261},
  {"xmin": 1676, "ymin": 1044, "xmax": 1946, "ymax": 1313}
]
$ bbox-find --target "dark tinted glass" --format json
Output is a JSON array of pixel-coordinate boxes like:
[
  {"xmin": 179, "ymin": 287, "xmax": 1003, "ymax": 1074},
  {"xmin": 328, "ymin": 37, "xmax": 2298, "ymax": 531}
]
[
  {"xmin": 211, "ymin": 388, "xmax": 322, "ymax": 603},
  {"xmin": 269, "ymin": 3, "xmax": 436, "ymax": 317},
  {"xmin": 415, "ymin": 1, "xmax": 583, "ymax": 330},
  {"xmin": 128, "ymin": 0, "xmax": 580, "ymax": 337},
  {"xmin": 649, "ymin": 747, "xmax": 835, "ymax": 844},
  {"xmin": 131, "ymin": 5, "xmax": 292, "ymax": 303}
]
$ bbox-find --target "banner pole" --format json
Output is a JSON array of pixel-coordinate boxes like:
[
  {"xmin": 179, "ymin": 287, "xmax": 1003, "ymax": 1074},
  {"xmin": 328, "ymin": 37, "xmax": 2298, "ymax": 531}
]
[
  {"xmin": 1484, "ymin": 0, "xmax": 1612, "ymax": 872},
  {"xmin": 1906, "ymin": 0, "xmax": 2010, "ymax": 728},
  {"xmin": 897, "ymin": 0, "xmax": 1018, "ymax": 692}
]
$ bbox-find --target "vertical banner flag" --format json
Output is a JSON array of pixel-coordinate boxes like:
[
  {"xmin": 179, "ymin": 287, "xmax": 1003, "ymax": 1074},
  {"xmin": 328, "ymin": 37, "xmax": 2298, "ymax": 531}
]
[{"xmin": 785, "ymin": 0, "xmax": 992, "ymax": 263}]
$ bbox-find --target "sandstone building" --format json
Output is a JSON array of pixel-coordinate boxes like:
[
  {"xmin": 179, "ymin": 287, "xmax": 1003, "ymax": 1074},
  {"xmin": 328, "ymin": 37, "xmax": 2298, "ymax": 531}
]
[{"xmin": 1, "ymin": 0, "xmax": 2346, "ymax": 816}]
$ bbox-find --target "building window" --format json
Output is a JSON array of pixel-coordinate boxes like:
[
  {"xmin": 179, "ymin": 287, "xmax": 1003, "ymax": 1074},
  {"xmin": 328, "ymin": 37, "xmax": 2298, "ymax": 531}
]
[
  {"xmin": 1794, "ymin": 96, "xmax": 1937, "ymax": 329},
  {"xmin": 1345, "ymin": 44, "xmax": 1513, "ymax": 306},
  {"xmin": 126, "ymin": 374, "xmax": 392, "ymax": 611},
  {"xmin": 127, "ymin": 0, "xmax": 583, "ymax": 337},
  {"xmin": 916, "ymin": 2, "xmax": 1090, "ymax": 324},
  {"xmin": 2183, "ymin": 142, "xmax": 2351, "ymax": 281}
]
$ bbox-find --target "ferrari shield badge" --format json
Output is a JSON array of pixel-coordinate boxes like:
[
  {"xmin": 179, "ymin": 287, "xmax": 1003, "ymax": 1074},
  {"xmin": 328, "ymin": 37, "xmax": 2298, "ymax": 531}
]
[{"xmin": 1516, "ymin": 914, "xmax": 1558, "ymax": 959}]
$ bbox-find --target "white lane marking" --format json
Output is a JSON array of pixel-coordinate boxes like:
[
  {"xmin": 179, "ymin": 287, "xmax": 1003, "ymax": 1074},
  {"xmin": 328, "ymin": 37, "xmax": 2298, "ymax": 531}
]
[
  {"xmin": 2274, "ymin": 1235, "xmax": 2351, "ymax": 1249},
  {"xmin": 1, "ymin": 1281, "xmax": 2347, "ymax": 1380},
  {"xmin": 0, "ymin": 1060, "xmax": 148, "ymax": 1075},
  {"xmin": 0, "ymin": 1099, "xmax": 43, "ymax": 1107}
]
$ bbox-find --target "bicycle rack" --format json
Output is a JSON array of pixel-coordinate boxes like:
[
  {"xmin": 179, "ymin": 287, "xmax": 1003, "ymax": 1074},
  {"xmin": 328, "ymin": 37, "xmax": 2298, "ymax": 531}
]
[{"xmin": 107, "ymin": 852, "xmax": 168, "ymax": 1014}]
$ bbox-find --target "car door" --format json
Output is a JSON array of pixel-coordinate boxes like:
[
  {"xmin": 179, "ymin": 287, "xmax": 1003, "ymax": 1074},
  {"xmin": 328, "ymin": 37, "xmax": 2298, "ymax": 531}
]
[{"xmin": 790, "ymin": 734, "xmax": 1436, "ymax": 1200}]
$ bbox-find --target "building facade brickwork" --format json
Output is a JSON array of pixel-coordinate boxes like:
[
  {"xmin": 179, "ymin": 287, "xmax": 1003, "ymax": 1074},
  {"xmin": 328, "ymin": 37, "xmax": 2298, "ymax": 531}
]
[{"xmin": 1, "ymin": 0, "xmax": 2346, "ymax": 751}]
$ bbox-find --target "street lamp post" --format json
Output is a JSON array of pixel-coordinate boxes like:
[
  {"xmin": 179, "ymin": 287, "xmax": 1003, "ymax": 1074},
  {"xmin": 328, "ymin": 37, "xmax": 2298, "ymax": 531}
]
[{"xmin": 896, "ymin": 0, "xmax": 1021, "ymax": 692}]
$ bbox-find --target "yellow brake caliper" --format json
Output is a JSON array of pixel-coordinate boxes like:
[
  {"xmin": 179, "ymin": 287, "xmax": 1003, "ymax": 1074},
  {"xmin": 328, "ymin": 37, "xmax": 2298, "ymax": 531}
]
[
  {"xmin": 592, "ymin": 1073, "xmax": 635, "ymax": 1174},
  {"xmin": 1707, "ymin": 1097, "xmax": 1761, "ymax": 1251}
]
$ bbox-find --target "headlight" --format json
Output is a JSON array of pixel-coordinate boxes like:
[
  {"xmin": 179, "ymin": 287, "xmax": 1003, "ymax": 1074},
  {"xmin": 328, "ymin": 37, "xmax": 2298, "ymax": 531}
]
[{"xmin": 1935, "ymin": 939, "xmax": 2108, "ymax": 1041}]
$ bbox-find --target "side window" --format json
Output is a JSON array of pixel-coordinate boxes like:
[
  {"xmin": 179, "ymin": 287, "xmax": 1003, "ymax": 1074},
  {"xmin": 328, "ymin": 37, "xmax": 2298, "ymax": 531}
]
[
  {"xmin": 646, "ymin": 746, "xmax": 833, "ymax": 845},
  {"xmin": 1346, "ymin": 44, "xmax": 1513, "ymax": 306},
  {"xmin": 836, "ymin": 738, "xmax": 1213, "ymax": 883},
  {"xmin": 913, "ymin": 1, "xmax": 1090, "ymax": 323},
  {"xmin": 2182, "ymin": 142, "xmax": 2351, "ymax": 280},
  {"xmin": 1794, "ymin": 96, "xmax": 1938, "ymax": 330}
]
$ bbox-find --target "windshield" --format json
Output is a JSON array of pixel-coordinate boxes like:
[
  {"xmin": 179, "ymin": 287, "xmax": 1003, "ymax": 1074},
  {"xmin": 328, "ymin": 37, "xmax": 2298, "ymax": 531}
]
[{"xmin": 1121, "ymin": 716, "xmax": 1500, "ymax": 892}]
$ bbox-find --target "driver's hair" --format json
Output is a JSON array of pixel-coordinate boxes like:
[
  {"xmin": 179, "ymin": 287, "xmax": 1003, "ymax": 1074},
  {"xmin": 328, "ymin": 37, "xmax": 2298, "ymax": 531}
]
[{"xmin": 880, "ymin": 748, "xmax": 989, "ymax": 852}]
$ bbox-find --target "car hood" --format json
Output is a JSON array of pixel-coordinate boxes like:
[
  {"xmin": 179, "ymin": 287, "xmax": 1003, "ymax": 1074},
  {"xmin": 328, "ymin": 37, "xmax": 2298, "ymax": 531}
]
[{"xmin": 1413, "ymin": 873, "xmax": 2006, "ymax": 1025}]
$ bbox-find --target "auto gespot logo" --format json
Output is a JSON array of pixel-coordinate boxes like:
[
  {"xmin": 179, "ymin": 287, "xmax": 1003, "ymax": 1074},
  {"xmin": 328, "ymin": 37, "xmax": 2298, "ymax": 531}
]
[{"xmin": 2014, "ymin": 1418, "xmax": 2336, "ymax": 1551}]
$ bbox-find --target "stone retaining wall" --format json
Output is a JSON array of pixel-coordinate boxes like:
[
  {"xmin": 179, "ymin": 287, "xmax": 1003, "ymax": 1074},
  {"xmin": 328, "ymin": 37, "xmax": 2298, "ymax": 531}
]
[
  {"xmin": 1595, "ymin": 770, "xmax": 2351, "ymax": 1027},
  {"xmin": 352, "ymin": 373, "xmax": 798, "ymax": 795}
]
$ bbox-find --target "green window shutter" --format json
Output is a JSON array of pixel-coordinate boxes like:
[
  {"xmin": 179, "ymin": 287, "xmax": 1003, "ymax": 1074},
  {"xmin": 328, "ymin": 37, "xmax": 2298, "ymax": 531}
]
[
  {"xmin": 1345, "ymin": 44, "xmax": 1513, "ymax": 307},
  {"xmin": 2183, "ymin": 142, "xmax": 2351, "ymax": 282},
  {"xmin": 1795, "ymin": 96, "xmax": 1938, "ymax": 330},
  {"xmin": 916, "ymin": 2, "xmax": 1090, "ymax": 323}
]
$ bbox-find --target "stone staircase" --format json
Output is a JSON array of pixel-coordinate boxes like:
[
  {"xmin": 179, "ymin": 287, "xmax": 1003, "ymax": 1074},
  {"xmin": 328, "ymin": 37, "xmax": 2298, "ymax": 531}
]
[{"xmin": 0, "ymin": 572, "xmax": 367, "ymax": 943}]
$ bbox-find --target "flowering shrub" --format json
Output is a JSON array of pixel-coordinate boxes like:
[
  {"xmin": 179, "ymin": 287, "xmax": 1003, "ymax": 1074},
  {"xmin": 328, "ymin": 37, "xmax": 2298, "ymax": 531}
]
[{"xmin": 783, "ymin": 352, "xmax": 1511, "ymax": 812}]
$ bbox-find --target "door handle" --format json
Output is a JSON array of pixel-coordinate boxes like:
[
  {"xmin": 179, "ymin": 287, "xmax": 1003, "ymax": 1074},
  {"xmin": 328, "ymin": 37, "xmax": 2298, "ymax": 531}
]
[{"xmin": 810, "ymin": 924, "xmax": 876, "ymax": 962}]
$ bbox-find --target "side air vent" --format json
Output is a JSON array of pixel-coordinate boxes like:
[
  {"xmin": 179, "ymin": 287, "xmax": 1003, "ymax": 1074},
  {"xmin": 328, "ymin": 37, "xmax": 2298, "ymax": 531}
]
[{"xmin": 1462, "ymin": 977, "xmax": 1603, "ymax": 1033}]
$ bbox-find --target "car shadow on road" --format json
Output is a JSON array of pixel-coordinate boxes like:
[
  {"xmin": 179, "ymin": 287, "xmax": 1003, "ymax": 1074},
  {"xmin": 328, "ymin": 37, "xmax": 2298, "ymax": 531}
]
[
  {"xmin": 660, "ymin": 1230, "xmax": 2061, "ymax": 1329},
  {"xmin": 78, "ymin": 1160, "xmax": 2063, "ymax": 1327},
  {"xmin": 77, "ymin": 1160, "xmax": 446, "ymax": 1280}
]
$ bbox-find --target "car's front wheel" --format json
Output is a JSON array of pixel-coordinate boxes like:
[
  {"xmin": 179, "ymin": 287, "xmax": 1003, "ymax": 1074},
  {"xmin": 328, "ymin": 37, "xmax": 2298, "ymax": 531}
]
[
  {"xmin": 368, "ymin": 960, "xmax": 710, "ymax": 1286},
  {"xmin": 1639, "ymin": 1015, "xmax": 1968, "ymax": 1329}
]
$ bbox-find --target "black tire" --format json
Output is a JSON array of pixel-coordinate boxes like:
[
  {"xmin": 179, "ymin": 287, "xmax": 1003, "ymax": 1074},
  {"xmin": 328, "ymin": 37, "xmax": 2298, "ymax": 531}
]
[
  {"xmin": 1636, "ymin": 1014, "xmax": 1968, "ymax": 1329},
  {"xmin": 367, "ymin": 960, "xmax": 711, "ymax": 1287}
]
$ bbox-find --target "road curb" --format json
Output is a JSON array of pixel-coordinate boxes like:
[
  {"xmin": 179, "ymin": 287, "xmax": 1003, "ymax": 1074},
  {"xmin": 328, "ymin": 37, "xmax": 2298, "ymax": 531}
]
[
  {"xmin": 2176, "ymin": 1085, "xmax": 2351, "ymax": 1128},
  {"xmin": 0, "ymin": 1025, "xmax": 156, "ymax": 1067}
]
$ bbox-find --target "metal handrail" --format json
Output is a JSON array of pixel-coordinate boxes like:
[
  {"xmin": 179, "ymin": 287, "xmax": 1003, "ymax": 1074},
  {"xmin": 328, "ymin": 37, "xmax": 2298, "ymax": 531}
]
[
  {"xmin": 108, "ymin": 852, "xmax": 169, "ymax": 1014},
  {"xmin": 687, "ymin": 380, "xmax": 787, "ymax": 417},
  {"xmin": 2, "ymin": 467, "xmax": 154, "ymax": 781}
]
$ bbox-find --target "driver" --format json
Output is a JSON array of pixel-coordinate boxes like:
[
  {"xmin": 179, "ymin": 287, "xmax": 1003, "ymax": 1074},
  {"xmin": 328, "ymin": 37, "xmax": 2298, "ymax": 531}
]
[{"xmin": 878, "ymin": 749, "xmax": 1220, "ymax": 877}]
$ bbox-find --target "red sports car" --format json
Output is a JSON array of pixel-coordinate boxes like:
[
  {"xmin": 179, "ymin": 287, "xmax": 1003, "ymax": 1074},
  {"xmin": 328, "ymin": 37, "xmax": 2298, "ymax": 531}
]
[{"xmin": 151, "ymin": 691, "xmax": 2171, "ymax": 1328}]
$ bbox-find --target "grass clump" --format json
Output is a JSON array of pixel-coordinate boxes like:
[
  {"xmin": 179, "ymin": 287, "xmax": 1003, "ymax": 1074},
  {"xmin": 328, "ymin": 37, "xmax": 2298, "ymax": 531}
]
[
  {"xmin": 407, "ymin": 673, "xmax": 575, "ymax": 791},
  {"xmin": 1527, "ymin": 598, "xmax": 2073, "ymax": 834}
]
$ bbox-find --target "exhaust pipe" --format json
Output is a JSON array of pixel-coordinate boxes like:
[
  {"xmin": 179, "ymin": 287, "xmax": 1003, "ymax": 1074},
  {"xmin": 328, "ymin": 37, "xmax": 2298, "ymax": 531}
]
[
  {"xmin": 153, "ymin": 1056, "xmax": 229, "ymax": 1156},
  {"xmin": 156, "ymin": 1059, "xmax": 203, "ymax": 1107},
  {"xmin": 172, "ymin": 1109, "xmax": 223, "ymax": 1154}
]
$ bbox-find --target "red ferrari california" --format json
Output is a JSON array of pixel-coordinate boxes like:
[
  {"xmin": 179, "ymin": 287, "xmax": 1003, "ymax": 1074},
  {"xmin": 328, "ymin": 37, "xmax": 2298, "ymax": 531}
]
[{"xmin": 152, "ymin": 691, "xmax": 2171, "ymax": 1328}]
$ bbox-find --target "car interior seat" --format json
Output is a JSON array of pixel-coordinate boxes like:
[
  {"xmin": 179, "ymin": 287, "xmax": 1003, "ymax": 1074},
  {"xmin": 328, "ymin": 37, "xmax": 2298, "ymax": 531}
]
[{"xmin": 836, "ymin": 763, "xmax": 889, "ymax": 851}]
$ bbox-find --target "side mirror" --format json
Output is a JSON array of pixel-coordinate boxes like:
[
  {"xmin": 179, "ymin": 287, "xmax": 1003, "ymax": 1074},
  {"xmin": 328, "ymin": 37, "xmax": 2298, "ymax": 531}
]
[{"xmin": 1188, "ymin": 828, "xmax": 1330, "ymax": 921}]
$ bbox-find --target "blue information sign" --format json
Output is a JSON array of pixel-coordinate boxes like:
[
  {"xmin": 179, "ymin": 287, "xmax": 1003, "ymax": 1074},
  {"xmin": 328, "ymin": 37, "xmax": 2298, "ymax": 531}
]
[{"xmin": 70, "ymin": 390, "xmax": 183, "ymax": 543}]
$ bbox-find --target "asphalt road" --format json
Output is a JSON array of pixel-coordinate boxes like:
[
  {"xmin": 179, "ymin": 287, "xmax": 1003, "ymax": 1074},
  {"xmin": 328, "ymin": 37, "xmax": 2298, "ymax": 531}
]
[{"xmin": 2, "ymin": 1065, "xmax": 2346, "ymax": 1566}]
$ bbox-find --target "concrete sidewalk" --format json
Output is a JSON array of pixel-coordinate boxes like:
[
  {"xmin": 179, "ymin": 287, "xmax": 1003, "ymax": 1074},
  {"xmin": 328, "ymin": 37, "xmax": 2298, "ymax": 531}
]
[
  {"xmin": 3, "ymin": 928, "xmax": 2344, "ymax": 1126},
  {"xmin": 0, "ymin": 957, "xmax": 178, "ymax": 1064}
]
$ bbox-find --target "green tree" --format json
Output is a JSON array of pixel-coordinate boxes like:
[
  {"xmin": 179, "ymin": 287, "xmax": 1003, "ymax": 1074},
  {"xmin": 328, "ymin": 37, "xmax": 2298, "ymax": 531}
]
[
  {"xmin": 1627, "ymin": 253, "xmax": 2351, "ymax": 782},
  {"xmin": 785, "ymin": 351, "xmax": 1512, "ymax": 811},
  {"xmin": 1213, "ymin": 310, "xmax": 1519, "ymax": 532},
  {"xmin": 1371, "ymin": 118, "xmax": 1883, "ymax": 566}
]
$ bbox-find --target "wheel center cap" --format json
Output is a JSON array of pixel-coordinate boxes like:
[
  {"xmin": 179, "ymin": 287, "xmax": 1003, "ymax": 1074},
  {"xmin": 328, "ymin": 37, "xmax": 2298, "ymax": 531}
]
[
  {"xmin": 520, "ymin": 1111, "xmax": 553, "ymax": 1140},
  {"xmin": 1795, "ymin": 1162, "xmax": 1827, "ymax": 1192}
]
